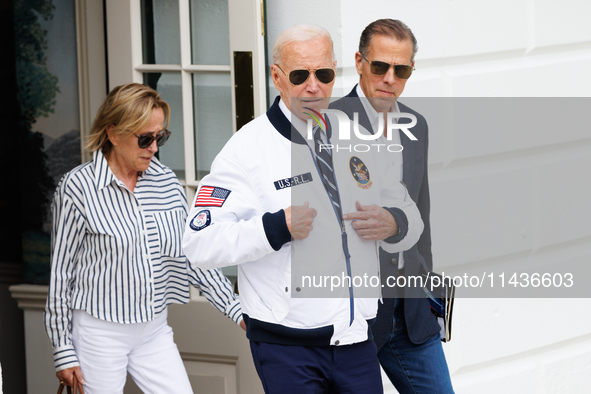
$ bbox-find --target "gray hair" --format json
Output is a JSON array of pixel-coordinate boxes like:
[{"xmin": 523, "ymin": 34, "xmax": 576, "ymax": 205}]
[{"xmin": 272, "ymin": 25, "xmax": 336, "ymax": 65}]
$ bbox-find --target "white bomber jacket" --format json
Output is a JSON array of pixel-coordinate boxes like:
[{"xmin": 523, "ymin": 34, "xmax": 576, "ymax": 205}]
[{"xmin": 182, "ymin": 97, "xmax": 423, "ymax": 346}]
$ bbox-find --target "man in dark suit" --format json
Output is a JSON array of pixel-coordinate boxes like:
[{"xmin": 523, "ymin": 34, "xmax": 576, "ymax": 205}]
[{"xmin": 331, "ymin": 19, "xmax": 454, "ymax": 393}]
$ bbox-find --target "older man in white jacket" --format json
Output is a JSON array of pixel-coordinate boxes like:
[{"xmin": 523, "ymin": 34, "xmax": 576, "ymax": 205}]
[{"xmin": 182, "ymin": 24, "xmax": 423, "ymax": 394}]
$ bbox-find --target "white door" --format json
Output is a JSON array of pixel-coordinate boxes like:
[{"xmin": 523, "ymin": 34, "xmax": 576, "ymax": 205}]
[{"xmin": 104, "ymin": 1, "xmax": 266, "ymax": 392}]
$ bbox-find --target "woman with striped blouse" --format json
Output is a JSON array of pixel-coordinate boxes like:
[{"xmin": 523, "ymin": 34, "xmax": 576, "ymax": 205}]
[{"xmin": 44, "ymin": 83, "xmax": 243, "ymax": 393}]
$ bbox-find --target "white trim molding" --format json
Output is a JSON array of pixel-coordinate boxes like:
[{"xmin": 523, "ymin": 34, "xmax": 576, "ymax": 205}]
[{"xmin": 9, "ymin": 284, "xmax": 48, "ymax": 311}]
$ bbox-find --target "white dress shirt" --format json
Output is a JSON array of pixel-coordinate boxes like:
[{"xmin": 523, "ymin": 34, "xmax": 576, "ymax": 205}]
[{"xmin": 356, "ymin": 85, "xmax": 406, "ymax": 270}]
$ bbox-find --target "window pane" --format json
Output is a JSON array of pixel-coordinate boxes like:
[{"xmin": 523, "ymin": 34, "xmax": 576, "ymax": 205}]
[
  {"xmin": 144, "ymin": 72, "xmax": 185, "ymax": 180},
  {"xmin": 221, "ymin": 265, "xmax": 238, "ymax": 291},
  {"xmin": 192, "ymin": 73, "xmax": 233, "ymax": 179},
  {"xmin": 190, "ymin": 0, "xmax": 230, "ymax": 65},
  {"xmin": 15, "ymin": 0, "xmax": 81, "ymax": 284},
  {"xmin": 141, "ymin": 0, "xmax": 181, "ymax": 64}
]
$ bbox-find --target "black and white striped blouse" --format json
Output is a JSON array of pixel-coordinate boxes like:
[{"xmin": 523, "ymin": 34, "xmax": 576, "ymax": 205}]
[{"xmin": 44, "ymin": 150, "xmax": 242, "ymax": 372}]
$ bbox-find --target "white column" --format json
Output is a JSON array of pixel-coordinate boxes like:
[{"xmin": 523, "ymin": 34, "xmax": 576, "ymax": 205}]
[{"xmin": 9, "ymin": 285, "xmax": 54, "ymax": 394}]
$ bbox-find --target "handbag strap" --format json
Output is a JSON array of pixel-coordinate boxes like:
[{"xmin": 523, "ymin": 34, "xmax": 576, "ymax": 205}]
[
  {"xmin": 72, "ymin": 375, "xmax": 85, "ymax": 394},
  {"xmin": 56, "ymin": 383, "xmax": 71, "ymax": 394},
  {"xmin": 56, "ymin": 375, "xmax": 85, "ymax": 394}
]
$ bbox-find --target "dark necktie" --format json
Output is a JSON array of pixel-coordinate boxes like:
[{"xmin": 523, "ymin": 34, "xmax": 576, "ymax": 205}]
[{"xmin": 314, "ymin": 126, "xmax": 342, "ymax": 220}]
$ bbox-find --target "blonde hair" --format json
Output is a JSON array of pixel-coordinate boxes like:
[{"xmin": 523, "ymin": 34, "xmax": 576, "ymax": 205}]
[
  {"xmin": 272, "ymin": 25, "xmax": 335, "ymax": 65},
  {"xmin": 86, "ymin": 83, "xmax": 170, "ymax": 156}
]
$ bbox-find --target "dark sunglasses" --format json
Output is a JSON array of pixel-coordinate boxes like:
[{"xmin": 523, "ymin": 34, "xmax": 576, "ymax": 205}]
[
  {"xmin": 134, "ymin": 129, "xmax": 171, "ymax": 149},
  {"xmin": 362, "ymin": 55, "xmax": 414, "ymax": 79},
  {"xmin": 275, "ymin": 64, "xmax": 336, "ymax": 85}
]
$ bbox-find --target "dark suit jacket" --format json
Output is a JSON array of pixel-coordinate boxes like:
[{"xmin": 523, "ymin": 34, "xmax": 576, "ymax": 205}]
[{"xmin": 330, "ymin": 86, "xmax": 440, "ymax": 347}]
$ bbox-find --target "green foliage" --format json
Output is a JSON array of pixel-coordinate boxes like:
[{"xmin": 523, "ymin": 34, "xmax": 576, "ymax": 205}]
[
  {"xmin": 22, "ymin": 230, "xmax": 51, "ymax": 284},
  {"xmin": 14, "ymin": 0, "xmax": 59, "ymax": 124},
  {"xmin": 14, "ymin": 0, "xmax": 58, "ymax": 236}
]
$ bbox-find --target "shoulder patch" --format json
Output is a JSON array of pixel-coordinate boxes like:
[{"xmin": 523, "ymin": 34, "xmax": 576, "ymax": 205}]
[
  {"xmin": 195, "ymin": 186, "xmax": 231, "ymax": 207},
  {"xmin": 189, "ymin": 210, "xmax": 211, "ymax": 231}
]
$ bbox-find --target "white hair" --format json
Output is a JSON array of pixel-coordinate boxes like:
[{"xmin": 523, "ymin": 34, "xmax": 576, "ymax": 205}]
[{"xmin": 272, "ymin": 25, "xmax": 336, "ymax": 65}]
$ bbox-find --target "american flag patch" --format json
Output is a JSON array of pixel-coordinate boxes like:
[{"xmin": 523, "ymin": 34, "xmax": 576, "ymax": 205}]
[{"xmin": 195, "ymin": 186, "xmax": 231, "ymax": 207}]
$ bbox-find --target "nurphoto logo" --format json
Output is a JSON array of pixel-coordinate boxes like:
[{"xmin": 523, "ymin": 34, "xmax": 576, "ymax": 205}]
[{"xmin": 304, "ymin": 107, "xmax": 418, "ymax": 153}]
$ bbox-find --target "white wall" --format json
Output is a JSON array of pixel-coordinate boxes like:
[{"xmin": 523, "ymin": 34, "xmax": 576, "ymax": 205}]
[{"xmin": 265, "ymin": 1, "xmax": 591, "ymax": 393}]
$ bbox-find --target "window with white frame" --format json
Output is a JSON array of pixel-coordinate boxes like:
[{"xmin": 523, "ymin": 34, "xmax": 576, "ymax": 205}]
[{"xmin": 105, "ymin": 0, "xmax": 267, "ymax": 202}]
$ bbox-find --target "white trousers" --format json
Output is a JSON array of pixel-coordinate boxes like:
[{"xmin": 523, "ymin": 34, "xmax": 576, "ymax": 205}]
[{"xmin": 72, "ymin": 309, "xmax": 193, "ymax": 394}]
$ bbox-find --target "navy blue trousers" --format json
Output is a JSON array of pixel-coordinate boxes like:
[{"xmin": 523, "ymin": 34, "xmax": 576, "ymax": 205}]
[{"xmin": 250, "ymin": 340, "xmax": 383, "ymax": 393}]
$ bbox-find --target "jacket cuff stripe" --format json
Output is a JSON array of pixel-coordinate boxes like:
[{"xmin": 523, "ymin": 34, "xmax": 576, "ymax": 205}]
[{"xmin": 262, "ymin": 210, "xmax": 291, "ymax": 251}]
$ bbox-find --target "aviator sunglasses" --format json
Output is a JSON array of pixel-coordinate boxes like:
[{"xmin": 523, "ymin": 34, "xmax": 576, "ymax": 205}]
[
  {"xmin": 134, "ymin": 129, "xmax": 171, "ymax": 149},
  {"xmin": 362, "ymin": 55, "xmax": 414, "ymax": 79},
  {"xmin": 275, "ymin": 64, "xmax": 336, "ymax": 86}
]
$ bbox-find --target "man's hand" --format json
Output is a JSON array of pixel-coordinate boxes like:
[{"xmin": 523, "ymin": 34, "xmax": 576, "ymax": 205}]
[
  {"xmin": 284, "ymin": 202, "xmax": 317, "ymax": 240},
  {"xmin": 343, "ymin": 201, "xmax": 398, "ymax": 241},
  {"xmin": 57, "ymin": 366, "xmax": 85, "ymax": 387}
]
